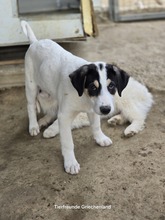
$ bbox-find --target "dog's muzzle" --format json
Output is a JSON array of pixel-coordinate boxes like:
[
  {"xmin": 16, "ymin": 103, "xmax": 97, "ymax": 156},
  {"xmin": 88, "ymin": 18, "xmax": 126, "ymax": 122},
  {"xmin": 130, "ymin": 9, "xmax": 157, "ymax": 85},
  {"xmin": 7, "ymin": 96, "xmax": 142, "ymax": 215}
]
[{"xmin": 100, "ymin": 106, "xmax": 111, "ymax": 115}]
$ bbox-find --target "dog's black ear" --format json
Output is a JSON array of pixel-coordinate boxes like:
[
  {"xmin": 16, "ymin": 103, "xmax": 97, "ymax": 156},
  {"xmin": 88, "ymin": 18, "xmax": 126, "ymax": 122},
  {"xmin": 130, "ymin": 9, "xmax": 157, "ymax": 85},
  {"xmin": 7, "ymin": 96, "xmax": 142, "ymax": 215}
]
[
  {"xmin": 69, "ymin": 65, "xmax": 89, "ymax": 96},
  {"xmin": 106, "ymin": 64, "xmax": 130, "ymax": 97}
]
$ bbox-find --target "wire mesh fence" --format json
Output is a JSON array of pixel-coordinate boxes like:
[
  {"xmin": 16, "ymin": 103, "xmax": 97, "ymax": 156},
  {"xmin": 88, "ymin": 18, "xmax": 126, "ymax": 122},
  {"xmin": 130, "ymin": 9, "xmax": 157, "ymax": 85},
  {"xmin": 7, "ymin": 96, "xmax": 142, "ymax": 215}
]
[{"xmin": 109, "ymin": 0, "xmax": 165, "ymax": 21}]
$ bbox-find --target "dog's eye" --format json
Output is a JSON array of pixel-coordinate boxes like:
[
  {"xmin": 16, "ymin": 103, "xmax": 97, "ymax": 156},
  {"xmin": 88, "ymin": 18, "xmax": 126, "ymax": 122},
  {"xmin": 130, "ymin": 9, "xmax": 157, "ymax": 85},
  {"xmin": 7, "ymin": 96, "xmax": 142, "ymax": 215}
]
[
  {"xmin": 108, "ymin": 81, "xmax": 116, "ymax": 94},
  {"xmin": 108, "ymin": 82, "xmax": 115, "ymax": 89},
  {"xmin": 88, "ymin": 82, "xmax": 100, "ymax": 97},
  {"xmin": 89, "ymin": 84, "xmax": 97, "ymax": 91}
]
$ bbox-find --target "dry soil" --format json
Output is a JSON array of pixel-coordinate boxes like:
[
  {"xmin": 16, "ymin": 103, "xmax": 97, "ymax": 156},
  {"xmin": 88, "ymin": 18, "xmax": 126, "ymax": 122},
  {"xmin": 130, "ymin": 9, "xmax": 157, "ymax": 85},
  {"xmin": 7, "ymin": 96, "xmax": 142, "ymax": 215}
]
[{"xmin": 0, "ymin": 20, "xmax": 165, "ymax": 220}]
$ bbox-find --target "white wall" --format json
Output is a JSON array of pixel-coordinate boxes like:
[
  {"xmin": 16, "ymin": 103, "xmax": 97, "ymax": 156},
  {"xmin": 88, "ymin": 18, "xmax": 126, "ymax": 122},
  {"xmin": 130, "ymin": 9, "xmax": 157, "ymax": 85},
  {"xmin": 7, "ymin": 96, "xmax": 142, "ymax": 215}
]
[
  {"xmin": 93, "ymin": 0, "xmax": 101, "ymax": 8},
  {"xmin": 93, "ymin": 0, "xmax": 109, "ymax": 10}
]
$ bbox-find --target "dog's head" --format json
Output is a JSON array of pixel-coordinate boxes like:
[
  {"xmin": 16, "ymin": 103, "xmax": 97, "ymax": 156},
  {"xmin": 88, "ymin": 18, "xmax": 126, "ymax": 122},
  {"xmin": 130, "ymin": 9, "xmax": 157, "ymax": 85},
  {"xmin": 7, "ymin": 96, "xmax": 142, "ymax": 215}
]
[{"xmin": 69, "ymin": 62, "xmax": 129, "ymax": 115}]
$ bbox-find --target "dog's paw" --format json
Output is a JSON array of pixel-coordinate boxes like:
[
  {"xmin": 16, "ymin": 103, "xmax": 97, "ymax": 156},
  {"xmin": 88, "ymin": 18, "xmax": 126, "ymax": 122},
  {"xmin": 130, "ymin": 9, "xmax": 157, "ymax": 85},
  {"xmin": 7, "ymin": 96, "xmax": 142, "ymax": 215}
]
[
  {"xmin": 38, "ymin": 117, "xmax": 49, "ymax": 129},
  {"xmin": 29, "ymin": 125, "xmax": 40, "ymax": 136},
  {"xmin": 107, "ymin": 117, "xmax": 118, "ymax": 126},
  {"xmin": 107, "ymin": 114, "xmax": 125, "ymax": 126},
  {"xmin": 64, "ymin": 160, "xmax": 80, "ymax": 175},
  {"xmin": 38, "ymin": 115, "xmax": 54, "ymax": 129},
  {"xmin": 43, "ymin": 126, "xmax": 59, "ymax": 138},
  {"xmin": 124, "ymin": 130, "xmax": 136, "ymax": 138},
  {"xmin": 124, "ymin": 123, "xmax": 145, "ymax": 137},
  {"xmin": 95, "ymin": 134, "xmax": 112, "ymax": 147}
]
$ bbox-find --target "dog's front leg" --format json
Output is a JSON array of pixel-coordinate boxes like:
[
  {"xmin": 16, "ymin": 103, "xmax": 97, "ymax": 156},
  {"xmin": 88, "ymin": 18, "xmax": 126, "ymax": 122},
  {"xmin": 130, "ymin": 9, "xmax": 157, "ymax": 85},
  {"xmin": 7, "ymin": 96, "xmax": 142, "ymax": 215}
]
[
  {"xmin": 58, "ymin": 113, "xmax": 80, "ymax": 175},
  {"xmin": 87, "ymin": 112, "xmax": 112, "ymax": 146}
]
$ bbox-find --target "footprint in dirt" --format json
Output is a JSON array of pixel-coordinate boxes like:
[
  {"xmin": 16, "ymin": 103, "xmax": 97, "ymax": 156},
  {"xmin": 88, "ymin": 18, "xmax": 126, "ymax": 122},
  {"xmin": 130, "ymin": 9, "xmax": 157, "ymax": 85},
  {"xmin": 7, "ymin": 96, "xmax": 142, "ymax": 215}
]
[{"xmin": 138, "ymin": 142, "xmax": 163, "ymax": 157}]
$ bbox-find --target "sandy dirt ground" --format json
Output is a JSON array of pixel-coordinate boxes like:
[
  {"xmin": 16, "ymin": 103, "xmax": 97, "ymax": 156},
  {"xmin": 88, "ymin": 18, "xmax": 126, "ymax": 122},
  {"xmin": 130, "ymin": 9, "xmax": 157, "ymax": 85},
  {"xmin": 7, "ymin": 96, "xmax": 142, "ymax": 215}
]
[{"xmin": 0, "ymin": 20, "xmax": 165, "ymax": 220}]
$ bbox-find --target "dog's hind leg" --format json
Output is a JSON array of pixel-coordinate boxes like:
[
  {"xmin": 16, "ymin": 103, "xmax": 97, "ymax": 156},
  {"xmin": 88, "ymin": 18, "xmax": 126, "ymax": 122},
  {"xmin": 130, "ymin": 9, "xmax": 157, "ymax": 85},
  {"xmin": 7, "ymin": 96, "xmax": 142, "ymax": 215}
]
[
  {"xmin": 38, "ymin": 105, "xmax": 57, "ymax": 129},
  {"xmin": 27, "ymin": 95, "xmax": 40, "ymax": 136},
  {"xmin": 70, "ymin": 112, "xmax": 90, "ymax": 129},
  {"xmin": 37, "ymin": 92, "xmax": 58, "ymax": 129},
  {"xmin": 43, "ymin": 112, "xmax": 90, "ymax": 138},
  {"xmin": 38, "ymin": 114, "xmax": 55, "ymax": 129},
  {"xmin": 107, "ymin": 113, "xmax": 145, "ymax": 137},
  {"xmin": 43, "ymin": 119, "xmax": 59, "ymax": 138},
  {"xmin": 107, "ymin": 114, "xmax": 127, "ymax": 126},
  {"xmin": 25, "ymin": 55, "xmax": 40, "ymax": 136},
  {"xmin": 124, "ymin": 120, "xmax": 145, "ymax": 137}
]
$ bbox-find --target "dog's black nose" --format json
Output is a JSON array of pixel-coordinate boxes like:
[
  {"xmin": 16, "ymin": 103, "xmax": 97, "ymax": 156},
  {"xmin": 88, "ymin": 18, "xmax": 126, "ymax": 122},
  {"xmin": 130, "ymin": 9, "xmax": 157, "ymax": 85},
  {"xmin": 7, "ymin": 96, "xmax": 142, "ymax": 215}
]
[{"xmin": 100, "ymin": 106, "xmax": 111, "ymax": 115}]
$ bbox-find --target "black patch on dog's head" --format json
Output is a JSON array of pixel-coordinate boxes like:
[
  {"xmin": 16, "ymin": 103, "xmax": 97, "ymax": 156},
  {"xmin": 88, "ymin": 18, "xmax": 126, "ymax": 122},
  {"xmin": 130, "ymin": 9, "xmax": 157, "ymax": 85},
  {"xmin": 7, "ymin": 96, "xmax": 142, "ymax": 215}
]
[
  {"xmin": 69, "ymin": 64, "xmax": 101, "ymax": 97},
  {"xmin": 106, "ymin": 64, "xmax": 130, "ymax": 97}
]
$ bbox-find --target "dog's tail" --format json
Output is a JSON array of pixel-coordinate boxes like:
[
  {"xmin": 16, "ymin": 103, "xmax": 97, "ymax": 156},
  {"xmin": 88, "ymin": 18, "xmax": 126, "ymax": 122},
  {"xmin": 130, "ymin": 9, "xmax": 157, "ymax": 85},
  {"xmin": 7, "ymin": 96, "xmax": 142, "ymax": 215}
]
[{"xmin": 21, "ymin": 20, "xmax": 37, "ymax": 44}]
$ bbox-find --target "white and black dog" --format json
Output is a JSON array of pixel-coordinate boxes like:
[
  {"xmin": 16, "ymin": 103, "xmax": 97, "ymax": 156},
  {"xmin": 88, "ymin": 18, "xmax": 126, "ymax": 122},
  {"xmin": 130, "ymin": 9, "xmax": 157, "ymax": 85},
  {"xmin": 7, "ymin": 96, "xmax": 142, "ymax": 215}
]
[
  {"xmin": 40, "ymin": 70, "xmax": 153, "ymax": 138},
  {"xmin": 21, "ymin": 21, "xmax": 129, "ymax": 174}
]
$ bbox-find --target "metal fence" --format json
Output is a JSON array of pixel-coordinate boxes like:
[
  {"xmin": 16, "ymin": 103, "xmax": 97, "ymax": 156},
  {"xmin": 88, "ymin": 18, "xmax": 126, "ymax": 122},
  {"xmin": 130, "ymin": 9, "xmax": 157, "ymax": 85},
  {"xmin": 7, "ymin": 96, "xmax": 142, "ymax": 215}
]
[{"xmin": 109, "ymin": 0, "xmax": 165, "ymax": 21}]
